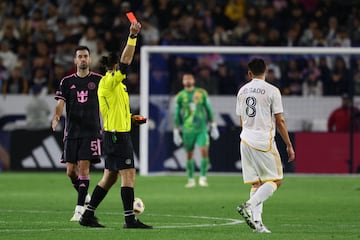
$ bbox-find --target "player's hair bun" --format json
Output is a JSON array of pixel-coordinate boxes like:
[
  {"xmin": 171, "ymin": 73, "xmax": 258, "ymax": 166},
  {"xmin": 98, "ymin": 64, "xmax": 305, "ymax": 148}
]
[
  {"xmin": 100, "ymin": 56, "xmax": 109, "ymax": 68},
  {"xmin": 100, "ymin": 52, "xmax": 119, "ymax": 69}
]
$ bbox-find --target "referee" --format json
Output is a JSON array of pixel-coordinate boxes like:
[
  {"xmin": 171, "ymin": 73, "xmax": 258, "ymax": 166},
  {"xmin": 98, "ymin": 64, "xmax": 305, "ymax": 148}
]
[{"xmin": 80, "ymin": 21, "xmax": 152, "ymax": 229}]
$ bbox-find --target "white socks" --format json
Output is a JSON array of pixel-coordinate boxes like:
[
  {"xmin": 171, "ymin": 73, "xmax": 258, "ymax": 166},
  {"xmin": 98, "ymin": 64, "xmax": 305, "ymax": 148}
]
[
  {"xmin": 75, "ymin": 205, "xmax": 84, "ymax": 214},
  {"xmin": 247, "ymin": 182, "xmax": 277, "ymax": 214},
  {"xmin": 250, "ymin": 188, "xmax": 263, "ymax": 222}
]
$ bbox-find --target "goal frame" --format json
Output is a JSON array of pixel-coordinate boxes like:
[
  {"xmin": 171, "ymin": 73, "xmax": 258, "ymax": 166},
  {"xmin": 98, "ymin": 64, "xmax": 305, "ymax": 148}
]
[{"xmin": 139, "ymin": 46, "xmax": 360, "ymax": 176}]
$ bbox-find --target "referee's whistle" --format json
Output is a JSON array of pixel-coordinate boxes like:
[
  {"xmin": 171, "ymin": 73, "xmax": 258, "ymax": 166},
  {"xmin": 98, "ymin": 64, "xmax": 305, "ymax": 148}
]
[{"xmin": 111, "ymin": 132, "xmax": 117, "ymax": 143}]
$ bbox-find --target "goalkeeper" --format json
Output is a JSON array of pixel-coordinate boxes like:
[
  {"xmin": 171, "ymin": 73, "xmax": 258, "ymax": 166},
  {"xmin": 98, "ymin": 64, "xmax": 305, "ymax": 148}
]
[{"xmin": 173, "ymin": 72, "xmax": 219, "ymax": 188}]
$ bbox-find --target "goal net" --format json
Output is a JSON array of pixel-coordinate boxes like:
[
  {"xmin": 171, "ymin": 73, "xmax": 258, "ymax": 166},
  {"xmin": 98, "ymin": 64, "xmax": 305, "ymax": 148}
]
[{"xmin": 138, "ymin": 46, "xmax": 360, "ymax": 176}]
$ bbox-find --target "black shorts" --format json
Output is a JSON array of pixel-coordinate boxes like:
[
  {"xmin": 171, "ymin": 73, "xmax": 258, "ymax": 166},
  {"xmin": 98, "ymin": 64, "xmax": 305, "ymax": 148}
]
[
  {"xmin": 103, "ymin": 131, "xmax": 135, "ymax": 171},
  {"xmin": 62, "ymin": 137, "xmax": 102, "ymax": 164}
]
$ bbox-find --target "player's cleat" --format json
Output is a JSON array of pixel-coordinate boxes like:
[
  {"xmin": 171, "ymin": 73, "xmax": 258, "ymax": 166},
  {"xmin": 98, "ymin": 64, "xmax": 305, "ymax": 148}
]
[
  {"xmin": 123, "ymin": 219, "xmax": 153, "ymax": 229},
  {"xmin": 253, "ymin": 221, "xmax": 271, "ymax": 233},
  {"xmin": 185, "ymin": 179, "xmax": 196, "ymax": 188},
  {"xmin": 79, "ymin": 215, "xmax": 105, "ymax": 228},
  {"xmin": 70, "ymin": 205, "xmax": 84, "ymax": 222},
  {"xmin": 198, "ymin": 176, "xmax": 208, "ymax": 187},
  {"xmin": 236, "ymin": 203, "xmax": 256, "ymax": 230},
  {"xmin": 85, "ymin": 194, "xmax": 91, "ymax": 206}
]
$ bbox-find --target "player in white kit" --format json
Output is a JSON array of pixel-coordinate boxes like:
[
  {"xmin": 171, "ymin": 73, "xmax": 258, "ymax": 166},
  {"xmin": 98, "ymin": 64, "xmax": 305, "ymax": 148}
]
[{"xmin": 235, "ymin": 58, "xmax": 295, "ymax": 233}]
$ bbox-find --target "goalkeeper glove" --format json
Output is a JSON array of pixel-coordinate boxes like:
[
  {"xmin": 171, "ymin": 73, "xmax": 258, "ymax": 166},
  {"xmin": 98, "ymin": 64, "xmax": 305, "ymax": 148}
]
[
  {"xmin": 210, "ymin": 122, "xmax": 220, "ymax": 140},
  {"xmin": 173, "ymin": 128, "xmax": 183, "ymax": 146}
]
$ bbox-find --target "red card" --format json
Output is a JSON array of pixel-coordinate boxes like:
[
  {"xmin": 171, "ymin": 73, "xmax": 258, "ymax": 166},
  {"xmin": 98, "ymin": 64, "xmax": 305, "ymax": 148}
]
[{"xmin": 126, "ymin": 12, "xmax": 138, "ymax": 23}]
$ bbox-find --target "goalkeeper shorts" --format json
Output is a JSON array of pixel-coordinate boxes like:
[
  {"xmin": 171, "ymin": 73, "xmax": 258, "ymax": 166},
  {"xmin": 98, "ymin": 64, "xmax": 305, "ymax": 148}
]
[{"xmin": 182, "ymin": 130, "xmax": 210, "ymax": 151}]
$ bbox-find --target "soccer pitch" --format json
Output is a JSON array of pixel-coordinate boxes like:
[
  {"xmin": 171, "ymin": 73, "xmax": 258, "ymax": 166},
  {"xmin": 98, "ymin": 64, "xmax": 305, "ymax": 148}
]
[{"xmin": 0, "ymin": 173, "xmax": 359, "ymax": 240}]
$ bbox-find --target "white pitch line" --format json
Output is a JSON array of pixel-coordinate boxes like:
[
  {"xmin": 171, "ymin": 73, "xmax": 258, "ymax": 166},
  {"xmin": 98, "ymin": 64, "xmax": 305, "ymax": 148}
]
[
  {"xmin": 147, "ymin": 214, "xmax": 243, "ymax": 229},
  {"xmin": 149, "ymin": 214, "xmax": 243, "ymax": 229},
  {"xmin": 1, "ymin": 228, "xmax": 113, "ymax": 233},
  {"xmin": 0, "ymin": 210, "xmax": 244, "ymax": 231}
]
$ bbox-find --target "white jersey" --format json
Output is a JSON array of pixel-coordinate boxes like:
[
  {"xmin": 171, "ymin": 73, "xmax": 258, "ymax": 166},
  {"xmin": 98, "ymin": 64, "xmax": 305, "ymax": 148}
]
[{"xmin": 236, "ymin": 78, "xmax": 283, "ymax": 151}]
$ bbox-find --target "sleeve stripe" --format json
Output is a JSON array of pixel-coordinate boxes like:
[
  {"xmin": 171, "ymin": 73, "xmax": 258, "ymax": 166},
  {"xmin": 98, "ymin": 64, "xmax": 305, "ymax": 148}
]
[{"xmin": 59, "ymin": 73, "xmax": 75, "ymax": 85}]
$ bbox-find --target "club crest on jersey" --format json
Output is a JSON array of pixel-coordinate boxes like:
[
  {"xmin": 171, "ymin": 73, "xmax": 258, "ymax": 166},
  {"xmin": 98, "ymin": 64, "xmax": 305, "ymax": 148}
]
[
  {"xmin": 193, "ymin": 91, "xmax": 202, "ymax": 103},
  {"xmin": 88, "ymin": 82, "xmax": 96, "ymax": 90},
  {"xmin": 77, "ymin": 90, "xmax": 88, "ymax": 103}
]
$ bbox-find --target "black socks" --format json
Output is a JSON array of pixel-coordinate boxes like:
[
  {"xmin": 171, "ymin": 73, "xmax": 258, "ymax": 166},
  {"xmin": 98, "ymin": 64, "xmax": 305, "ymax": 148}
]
[
  {"xmin": 83, "ymin": 185, "xmax": 108, "ymax": 217},
  {"xmin": 121, "ymin": 187, "xmax": 135, "ymax": 223}
]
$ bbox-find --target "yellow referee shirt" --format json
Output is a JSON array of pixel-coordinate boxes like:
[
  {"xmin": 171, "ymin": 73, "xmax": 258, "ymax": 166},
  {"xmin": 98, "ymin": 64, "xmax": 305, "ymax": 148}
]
[{"xmin": 98, "ymin": 70, "xmax": 131, "ymax": 132}]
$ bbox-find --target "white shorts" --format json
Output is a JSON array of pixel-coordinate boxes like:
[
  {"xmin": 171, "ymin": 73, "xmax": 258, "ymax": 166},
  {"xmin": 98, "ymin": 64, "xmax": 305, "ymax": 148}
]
[{"xmin": 240, "ymin": 141, "xmax": 283, "ymax": 184}]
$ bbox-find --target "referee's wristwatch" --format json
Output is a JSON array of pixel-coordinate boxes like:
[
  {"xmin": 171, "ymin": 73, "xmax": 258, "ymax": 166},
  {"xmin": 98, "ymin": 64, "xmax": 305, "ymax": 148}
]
[{"xmin": 129, "ymin": 34, "xmax": 138, "ymax": 39}]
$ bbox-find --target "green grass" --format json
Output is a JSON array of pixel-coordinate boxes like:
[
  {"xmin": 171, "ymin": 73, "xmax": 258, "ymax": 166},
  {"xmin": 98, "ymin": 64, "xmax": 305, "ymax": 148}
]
[{"xmin": 0, "ymin": 173, "xmax": 360, "ymax": 240}]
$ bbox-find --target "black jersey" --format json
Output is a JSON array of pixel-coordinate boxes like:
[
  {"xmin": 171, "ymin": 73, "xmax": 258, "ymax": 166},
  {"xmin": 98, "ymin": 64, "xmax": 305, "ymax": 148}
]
[{"xmin": 55, "ymin": 72, "xmax": 102, "ymax": 139}]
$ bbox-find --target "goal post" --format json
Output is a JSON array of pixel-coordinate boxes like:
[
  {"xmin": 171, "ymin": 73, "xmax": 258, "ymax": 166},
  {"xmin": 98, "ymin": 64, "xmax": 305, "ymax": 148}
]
[{"xmin": 139, "ymin": 46, "xmax": 360, "ymax": 176}]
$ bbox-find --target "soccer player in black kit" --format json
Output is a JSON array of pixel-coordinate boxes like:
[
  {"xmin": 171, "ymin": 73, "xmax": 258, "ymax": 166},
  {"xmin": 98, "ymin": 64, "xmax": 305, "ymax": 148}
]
[{"xmin": 52, "ymin": 46, "xmax": 102, "ymax": 221}]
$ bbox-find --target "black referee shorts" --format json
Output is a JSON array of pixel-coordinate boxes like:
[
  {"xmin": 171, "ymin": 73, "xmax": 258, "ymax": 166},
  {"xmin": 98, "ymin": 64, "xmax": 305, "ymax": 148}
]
[{"xmin": 103, "ymin": 131, "xmax": 135, "ymax": 171}]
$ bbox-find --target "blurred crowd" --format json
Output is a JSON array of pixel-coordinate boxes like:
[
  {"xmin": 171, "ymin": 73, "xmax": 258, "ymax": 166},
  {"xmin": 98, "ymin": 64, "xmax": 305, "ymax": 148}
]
[{"xmin": 0, "ymin": 0, "xmax": 360, "ymax": 96}]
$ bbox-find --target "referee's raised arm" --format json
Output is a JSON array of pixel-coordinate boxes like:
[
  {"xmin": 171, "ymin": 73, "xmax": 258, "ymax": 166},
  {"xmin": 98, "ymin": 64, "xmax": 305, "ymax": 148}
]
[
  {"xmin": 79, "ymin": 16, "xmax": 151, "ymax": 229},
  {"xmin": 120, "ymin": 22, "xmax": 141, "ymax": 65}
]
